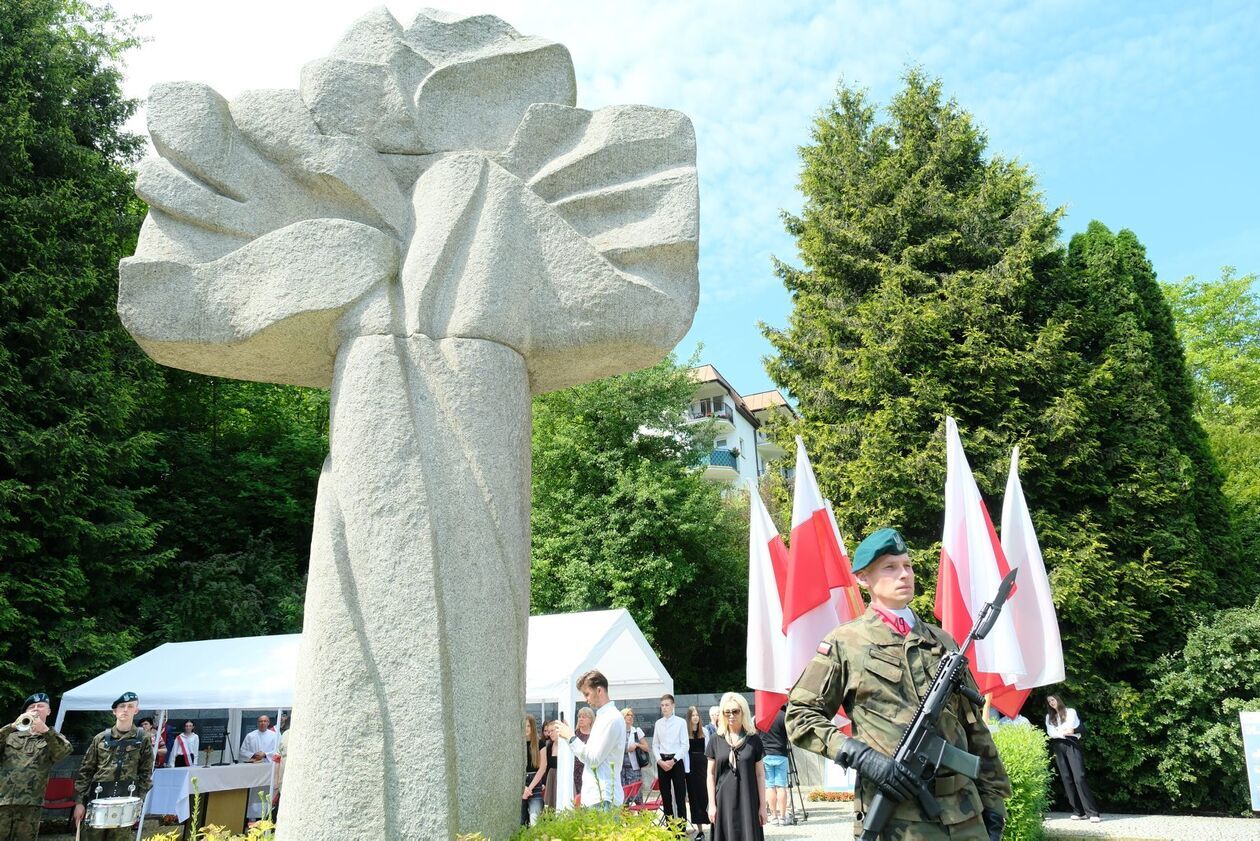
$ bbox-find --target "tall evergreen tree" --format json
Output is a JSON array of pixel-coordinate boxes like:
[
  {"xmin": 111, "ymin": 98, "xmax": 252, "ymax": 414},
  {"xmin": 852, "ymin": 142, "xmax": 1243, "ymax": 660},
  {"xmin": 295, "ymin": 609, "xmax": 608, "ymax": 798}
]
[
  {"xmin": 0, "ymin": 0, "xmax": 161, "ymax": 700},
  {"xmin": 764, "ymin": 71, "xmax": 1240, "ymax": 809}
]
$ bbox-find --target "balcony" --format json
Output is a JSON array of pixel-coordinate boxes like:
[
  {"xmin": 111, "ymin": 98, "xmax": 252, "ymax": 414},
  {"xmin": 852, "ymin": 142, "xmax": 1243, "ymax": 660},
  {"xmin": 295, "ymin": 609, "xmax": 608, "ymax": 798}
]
[
  {"xmin": 755, "ymin": 429, "xmax": 787, "ymax": 459},
  {"xmin": 688, "ymin": 404, "xmax": 736, "ymax": 434},
  {"xmin": 703, "ymin": 447, "xmax": 740, "ymax": 482}
]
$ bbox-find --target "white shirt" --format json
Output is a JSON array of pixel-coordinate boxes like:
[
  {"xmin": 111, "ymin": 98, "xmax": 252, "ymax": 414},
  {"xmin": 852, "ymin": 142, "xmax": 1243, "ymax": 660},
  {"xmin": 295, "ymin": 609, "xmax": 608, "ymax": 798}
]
[
  {"xmin": 168, "ymin": 732, "xmax": 199, "ymax": 766},
  {"xmin": 652, "ymin": 714, "xmax": 690, "ymax": 774},
  {"xmin": 240, "ymin": 727, "xmax": 279, "ymax": 762},
  {"xmin": 1045, "ymin": 708, "xmax": 1081, "ymax": 739},
  {"xmin": 569, "ymin": 701, "xmax": 624, "ymax": 805}
]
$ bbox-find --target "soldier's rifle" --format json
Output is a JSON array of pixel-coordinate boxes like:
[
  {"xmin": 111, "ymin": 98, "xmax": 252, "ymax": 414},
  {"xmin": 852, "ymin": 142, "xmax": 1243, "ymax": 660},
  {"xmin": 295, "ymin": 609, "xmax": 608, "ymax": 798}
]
[{"xmin": 859, "ymin": 567, "xmax": 1018, "ymax": 841}]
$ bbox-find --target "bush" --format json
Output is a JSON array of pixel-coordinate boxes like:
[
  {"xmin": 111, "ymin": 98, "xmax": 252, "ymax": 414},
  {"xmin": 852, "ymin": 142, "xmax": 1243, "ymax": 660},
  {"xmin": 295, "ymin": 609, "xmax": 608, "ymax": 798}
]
[
  {"xmin": 1148, "ymin": 597, "xmax": 1260, "ymax": 814},
  {"xmin": 807, "ymin": 789, "xmax": 854, "ymax": 801},
  {"xmin": 993, "ymin": 724, "xmax": 1051, "ymax": 841},
  {"xmin": 458, "ymin": 808, "xmax": 685, "ymax": 841}
]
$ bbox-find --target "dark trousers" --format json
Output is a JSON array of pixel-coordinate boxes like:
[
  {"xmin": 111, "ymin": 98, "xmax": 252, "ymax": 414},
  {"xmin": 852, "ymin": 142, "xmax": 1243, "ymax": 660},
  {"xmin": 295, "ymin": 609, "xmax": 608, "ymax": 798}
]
[
  {"xmin": 1050, "ymin": 738, "xmax": 1099, "ymax": 817},
  {"xmin": 658, "ymin": 761, "xmax": 688, "ymax": 820}
]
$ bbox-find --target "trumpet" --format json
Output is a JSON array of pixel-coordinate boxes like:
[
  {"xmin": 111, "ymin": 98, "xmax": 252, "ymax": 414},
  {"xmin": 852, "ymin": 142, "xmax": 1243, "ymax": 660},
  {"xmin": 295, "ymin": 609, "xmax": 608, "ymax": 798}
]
[{"xmin": 14, "ymin": 712, "xmax": 37, "ymax": 731}]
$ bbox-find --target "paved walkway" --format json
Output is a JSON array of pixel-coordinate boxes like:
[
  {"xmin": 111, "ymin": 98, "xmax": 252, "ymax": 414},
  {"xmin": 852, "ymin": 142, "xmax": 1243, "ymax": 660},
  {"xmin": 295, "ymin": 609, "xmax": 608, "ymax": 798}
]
[
  {"xmin": 1043, "ymin": 810, "xmax": 1260, "ymax": 840},
  {"xmin": 743, "ymin": 801, "xmax": 1260, "ymax": 841}
]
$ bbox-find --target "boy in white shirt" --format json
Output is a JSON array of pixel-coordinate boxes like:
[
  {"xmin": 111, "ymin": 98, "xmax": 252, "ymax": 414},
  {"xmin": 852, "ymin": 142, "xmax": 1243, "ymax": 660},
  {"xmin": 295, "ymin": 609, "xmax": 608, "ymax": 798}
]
[
  {"xmin": 554, "ymin": 671, "xmax": 624, "ymax": 807},
  {"xmin": 651, "ymin": 694, "xmax": 689, "ymax": 822}
]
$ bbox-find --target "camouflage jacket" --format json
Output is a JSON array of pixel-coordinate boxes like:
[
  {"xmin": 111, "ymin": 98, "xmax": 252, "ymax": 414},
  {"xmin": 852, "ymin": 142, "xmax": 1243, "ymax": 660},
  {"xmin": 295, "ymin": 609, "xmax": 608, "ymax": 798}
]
[
  {"xmin": 0, "ymin": 723, "xmax": 74, "ymax": 806},
  {"xmin": 74, "ymin": 726, "xmax": 153, "ymax": 805},
  {"xmin": 786, "ymin": 608, "xmax": 1011, "ymax": 828}
]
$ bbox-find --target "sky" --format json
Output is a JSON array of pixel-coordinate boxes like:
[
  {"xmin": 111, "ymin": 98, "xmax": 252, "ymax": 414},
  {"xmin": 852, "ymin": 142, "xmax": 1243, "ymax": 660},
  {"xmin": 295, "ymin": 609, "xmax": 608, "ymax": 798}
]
[{"xmin": 105, "ymin": 0, "xmax": 1260, "ymax": 397}]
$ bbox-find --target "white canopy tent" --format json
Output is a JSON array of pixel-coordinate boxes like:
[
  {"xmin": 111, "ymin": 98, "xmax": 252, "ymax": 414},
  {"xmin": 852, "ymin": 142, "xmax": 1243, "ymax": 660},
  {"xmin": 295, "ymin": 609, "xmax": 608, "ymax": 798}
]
[
  {"xmin": 53, "ymin": 633, "xmax": 301, "ymax": 757},
  {"xmin": 54, "ymin": 610, "xmax": 671, "ymax": 810},
  {"xmin": 526, "ymin": 609, "xmax": 673, "ymax": 810}
]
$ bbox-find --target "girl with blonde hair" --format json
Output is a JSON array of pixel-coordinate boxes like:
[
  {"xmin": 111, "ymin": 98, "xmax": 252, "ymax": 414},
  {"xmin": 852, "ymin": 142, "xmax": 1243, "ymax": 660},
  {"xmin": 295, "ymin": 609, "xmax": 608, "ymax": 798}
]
[{"xmin": 705, "ymin": 692, "xmax": 766, "ymax": 840}]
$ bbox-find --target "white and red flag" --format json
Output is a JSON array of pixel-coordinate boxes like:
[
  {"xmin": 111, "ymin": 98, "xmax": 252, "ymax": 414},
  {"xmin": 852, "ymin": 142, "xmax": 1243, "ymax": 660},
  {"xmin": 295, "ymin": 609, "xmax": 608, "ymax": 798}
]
[
  {"xmin": 792, "ymin": 438, "xmax": 864, "ymax": 629},
  {"xmin": 936, "ymin": 417, "xmax": 1029, "ymax": 717},
  {"xmin": 1001, "ymin": 446, "xmax": 1064, "ymax": 691},
  {"xmin": 746, "ymin": 488, "xmax": 791, "ymax": 731}
]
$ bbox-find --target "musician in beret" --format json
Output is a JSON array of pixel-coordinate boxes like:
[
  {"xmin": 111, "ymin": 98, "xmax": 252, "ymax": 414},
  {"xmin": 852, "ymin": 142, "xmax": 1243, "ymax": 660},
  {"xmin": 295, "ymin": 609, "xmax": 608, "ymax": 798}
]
[
  {"xmin": 74, "ymin": 692, "xmax": 154, "ymax": 840},
  {"xmin": 0, "ymin": 692, "xmax": 73, "ymax": 841}
]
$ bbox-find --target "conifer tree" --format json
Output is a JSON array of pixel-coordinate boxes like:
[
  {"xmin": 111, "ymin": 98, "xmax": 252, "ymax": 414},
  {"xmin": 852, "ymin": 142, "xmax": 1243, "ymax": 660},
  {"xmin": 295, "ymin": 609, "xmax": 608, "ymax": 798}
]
[
  {"xmin": 764, "ymin": 72, "xmax": 1241, "ymax": 808},
  {"xmin": 0, "ymin": 0, "xmax": 161, "ymax": 699}
]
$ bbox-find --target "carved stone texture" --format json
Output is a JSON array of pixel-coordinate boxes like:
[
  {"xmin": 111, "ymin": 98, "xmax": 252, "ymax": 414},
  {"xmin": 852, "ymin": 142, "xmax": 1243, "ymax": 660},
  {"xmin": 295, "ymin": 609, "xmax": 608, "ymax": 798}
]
[{"xmin": 115, "ymin": 7, "xmax": 698, "ymax": 840}]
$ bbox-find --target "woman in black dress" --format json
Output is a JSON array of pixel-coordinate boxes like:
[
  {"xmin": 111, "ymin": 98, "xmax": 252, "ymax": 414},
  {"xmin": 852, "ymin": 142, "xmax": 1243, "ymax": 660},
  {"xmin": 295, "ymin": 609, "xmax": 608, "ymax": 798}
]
[
  {"xmin": 521, "ymin": 715, "xmax": 545, "ymax": 825},
  {"xmin": 685, "ymin": 705, "xmax": 711, "ymax": 839},
  {"xmin": 541, "ymin": 720, "xmax": 559, "ymax": 811},
  {"xmin": 705, "ymin": 692, "xmax": 766, "ymax": 841}
]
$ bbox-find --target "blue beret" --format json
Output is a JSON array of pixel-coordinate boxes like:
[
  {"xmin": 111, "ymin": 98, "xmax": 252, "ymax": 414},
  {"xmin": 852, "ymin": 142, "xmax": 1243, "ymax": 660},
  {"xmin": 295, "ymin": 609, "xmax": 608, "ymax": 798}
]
[
  {"xmin": 112, "ymin": 692, "xmax": 139, "ymax": 709},
  {"xmin": 852, "ymin": 527, "xmax": 909, "ymax": 573}
]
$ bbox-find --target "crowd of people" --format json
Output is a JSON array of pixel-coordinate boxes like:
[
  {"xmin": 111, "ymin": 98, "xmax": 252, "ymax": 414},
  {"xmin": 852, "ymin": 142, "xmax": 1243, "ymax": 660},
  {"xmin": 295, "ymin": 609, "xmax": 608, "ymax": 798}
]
[
  {"xmin": 0, "ymin": 531, "xmax": 1103, "ymax": 841},
  {"xmin": 512, "ymin": 527, "xmax": 1106, "ymax": 841},
  {"xmin": 517, "ymin": 673, "xmax": 782, "ymax": 840}
]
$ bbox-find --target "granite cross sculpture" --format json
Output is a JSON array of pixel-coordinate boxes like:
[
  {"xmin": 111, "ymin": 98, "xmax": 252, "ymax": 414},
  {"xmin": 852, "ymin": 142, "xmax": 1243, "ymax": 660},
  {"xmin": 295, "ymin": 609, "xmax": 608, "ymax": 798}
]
[{"xmin": 116, "ymin": 8, "xmax": 698, "ymax": 839}]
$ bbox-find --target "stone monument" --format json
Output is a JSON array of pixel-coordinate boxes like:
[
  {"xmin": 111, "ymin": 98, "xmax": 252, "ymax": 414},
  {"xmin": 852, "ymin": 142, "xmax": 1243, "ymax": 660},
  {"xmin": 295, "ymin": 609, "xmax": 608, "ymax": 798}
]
[{"xmin": 116, "ymin": 7, "xmax": 698, "ymax": 839}]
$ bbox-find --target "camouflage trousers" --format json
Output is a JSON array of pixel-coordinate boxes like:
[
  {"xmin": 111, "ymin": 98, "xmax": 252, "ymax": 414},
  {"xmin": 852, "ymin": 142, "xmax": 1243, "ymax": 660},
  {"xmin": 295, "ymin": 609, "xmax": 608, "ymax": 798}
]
[
  {"xmin": 853, "ymin": 814, "xmax": 989, "ymax": 840},
  {"xmin": 0, "ymin": 805, "xmax": 41, "ymax": 841},
  {"xmin": 80, "ymin": 824, "xmax": 139, "ymax": 841}
]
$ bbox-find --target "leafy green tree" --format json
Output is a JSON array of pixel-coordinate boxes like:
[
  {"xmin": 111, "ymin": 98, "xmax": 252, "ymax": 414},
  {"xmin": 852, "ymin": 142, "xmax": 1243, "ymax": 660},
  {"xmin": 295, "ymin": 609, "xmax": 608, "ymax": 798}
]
[
  {"xmin": 1163, "ymin": 269, "xmax": 1260, "ymax": 578},
  {"xmin": 529, "ymin": 357, "xmax": 748, "ymax": 691},
  {"xmin": 0, "ymin": 0, "xmax": 162, "ymax": 701},
  {"xmin": 763, "ymin": 71, "xmax": 1241, "ymax": 810}
]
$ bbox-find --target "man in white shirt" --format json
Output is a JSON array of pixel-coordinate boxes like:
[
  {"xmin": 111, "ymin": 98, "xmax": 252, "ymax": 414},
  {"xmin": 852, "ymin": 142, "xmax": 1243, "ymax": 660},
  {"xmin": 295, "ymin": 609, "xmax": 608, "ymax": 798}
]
[
  {"xmin": 168, "ymin": 721, "xmax": 200, "ymax": 767},
  {"xmin": 651, "ymin": 694, "xmax": 688, "ymax": 822},
  {"xmin": 240, "ymin": 715, "xmax": 279, "ymax": 820},
  {"xmin": 553, "ymin": 671, "xmax": 624, "ymax": 808}
]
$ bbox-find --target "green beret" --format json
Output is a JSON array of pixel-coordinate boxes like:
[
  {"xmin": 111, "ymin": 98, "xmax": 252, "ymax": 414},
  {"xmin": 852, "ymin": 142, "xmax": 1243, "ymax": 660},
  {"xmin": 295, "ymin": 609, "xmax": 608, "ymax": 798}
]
[
  {"xmin": 112, "ymin": 692, "xmax": 138, "ymax": 709},
  {"xmin": 21, "ymin": 692, "xmax": 49, "ymax": 711},
  {"xmin": 852, "ymin": 527, "xmax": 909, "ymax": 573}
]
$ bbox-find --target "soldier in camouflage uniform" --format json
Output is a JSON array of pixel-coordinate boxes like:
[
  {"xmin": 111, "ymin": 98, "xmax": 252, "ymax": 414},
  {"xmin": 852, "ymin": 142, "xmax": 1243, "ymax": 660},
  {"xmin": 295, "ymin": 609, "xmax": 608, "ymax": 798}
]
[
  {"xmin": 787, "ymin": 528, "xmax": 1011, "ymax": 841},
  {"xmin": 73, "ymin": 692, "xmax": 154, "ymax": 841},
  {"xmin": 0, "ymin": 692, "xmax": 73, "ymax": 841}
]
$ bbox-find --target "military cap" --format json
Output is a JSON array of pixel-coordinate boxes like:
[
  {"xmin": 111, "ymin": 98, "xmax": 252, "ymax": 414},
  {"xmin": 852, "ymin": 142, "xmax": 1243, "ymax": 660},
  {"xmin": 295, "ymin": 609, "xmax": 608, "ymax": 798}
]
[
  {"xmin": 112, "ymin": 691, "xmax": 139, "ymax": 709},
  {"xmin": 851, "ymin": 527, "xmax": 909, "ymax": 573},
  {"xmin": 22, "ymin": 692, "xmax": 49, "ymax": 711}
]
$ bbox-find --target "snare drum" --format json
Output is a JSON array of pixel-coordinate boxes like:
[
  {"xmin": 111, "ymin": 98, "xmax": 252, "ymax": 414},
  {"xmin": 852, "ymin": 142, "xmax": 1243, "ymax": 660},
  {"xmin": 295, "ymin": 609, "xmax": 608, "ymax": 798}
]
[{"xmin": 85, "ymin": 796, "xmax": 143, "ymax": 829}]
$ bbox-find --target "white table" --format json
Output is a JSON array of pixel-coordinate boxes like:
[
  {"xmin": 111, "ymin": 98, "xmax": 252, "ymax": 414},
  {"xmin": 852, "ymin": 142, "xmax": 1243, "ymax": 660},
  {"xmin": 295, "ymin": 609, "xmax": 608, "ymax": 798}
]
[{"xmin": 148, "ymin": 764, "xmax": 276, "ymax": 821}]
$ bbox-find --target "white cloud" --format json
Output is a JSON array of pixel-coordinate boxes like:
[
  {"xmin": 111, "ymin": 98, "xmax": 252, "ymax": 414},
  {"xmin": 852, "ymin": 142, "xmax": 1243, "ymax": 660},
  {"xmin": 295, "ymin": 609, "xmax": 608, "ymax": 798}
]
[{"xmin": 104, "ymin": 0, "xmax": 1260, "ymax": 395}]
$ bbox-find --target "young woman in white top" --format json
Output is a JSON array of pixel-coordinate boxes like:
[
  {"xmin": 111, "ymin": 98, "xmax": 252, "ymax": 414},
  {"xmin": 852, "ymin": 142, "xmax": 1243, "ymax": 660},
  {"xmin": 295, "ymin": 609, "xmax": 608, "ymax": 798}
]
[{"xmin": 1045, "ymin": 695, "xmax": 1100, "ymax": 822}]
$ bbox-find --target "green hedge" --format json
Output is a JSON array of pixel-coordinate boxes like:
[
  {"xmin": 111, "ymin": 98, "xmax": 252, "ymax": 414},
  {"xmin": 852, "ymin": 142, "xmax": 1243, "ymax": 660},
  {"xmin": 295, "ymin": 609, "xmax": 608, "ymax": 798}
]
[{"xmin": 993, "ymin": 724, "xmax": 1052, "ymax": 840}]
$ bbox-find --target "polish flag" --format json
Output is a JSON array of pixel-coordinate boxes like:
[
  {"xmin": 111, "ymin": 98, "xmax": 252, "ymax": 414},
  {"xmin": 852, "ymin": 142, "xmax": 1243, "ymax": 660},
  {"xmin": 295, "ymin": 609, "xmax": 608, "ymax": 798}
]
[
  {"xmin": 792, "ymin": 438, "xmax": 864, "ymax": 628},
  {"xmin": 746, "ymin": 488, "xmax": 791, "ymax": 731},
  {"xmin": 788, "ymin": 439, "xmax": 863, "ymax": 733},
  {"xmin": 781, "ymin": 439, "xmax": 845, "ymax": 692},
  {"xmin": 1001, "ymin": 447, "xmax": 1064, "ymax": 690},
  {"xmin": 824, "ymin": 500, "xmax": 866, "ymax": 623},
  {"xmin": 936, "ymin": 417, "xmax": 1029, "ymax": 717}
]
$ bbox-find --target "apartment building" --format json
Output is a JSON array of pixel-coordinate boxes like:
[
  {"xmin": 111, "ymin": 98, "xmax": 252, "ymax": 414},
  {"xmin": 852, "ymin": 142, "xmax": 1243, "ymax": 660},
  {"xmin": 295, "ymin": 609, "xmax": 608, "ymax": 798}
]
[{"xmin": 688, "ymin": 365, "xmax": 796, "ymax": 486}]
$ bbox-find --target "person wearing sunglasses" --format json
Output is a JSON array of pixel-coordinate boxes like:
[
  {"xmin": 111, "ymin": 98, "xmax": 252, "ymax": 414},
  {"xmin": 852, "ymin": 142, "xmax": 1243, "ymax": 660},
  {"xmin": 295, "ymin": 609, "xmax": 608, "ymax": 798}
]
[
  {"xmin": 704, "ymin": 692, "xmax": 766, "ymax": 840},
  {"xmin": 786, "ymin": 528, "xmax": 1011, "ymax": 841}
]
